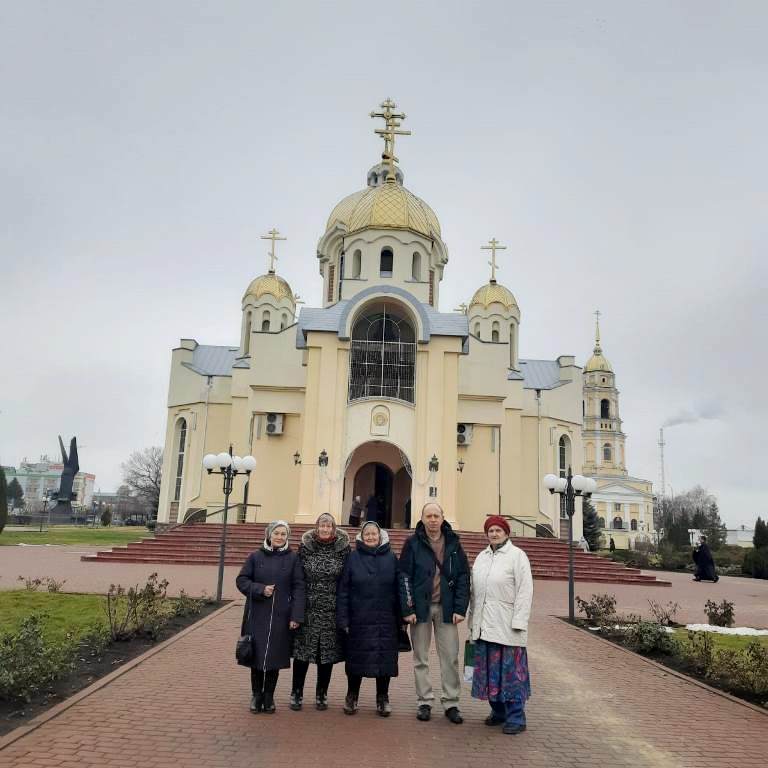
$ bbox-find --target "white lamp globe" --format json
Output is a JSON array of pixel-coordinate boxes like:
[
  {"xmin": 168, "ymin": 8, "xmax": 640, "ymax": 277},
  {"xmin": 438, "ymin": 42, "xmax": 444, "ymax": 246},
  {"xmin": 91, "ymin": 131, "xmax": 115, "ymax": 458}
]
[
  {"xmin": 587, "ymin": 478, "xmax": 598, "ymax": 493},
  {"xmin": 217, "ymin": 452, "xmax": 232, "ymax": 468},
  {"xmin": 202, "ymin": 454, "xmax": 218, "ymax": 470},
  {"xmin": 543, "ymin": 474, "xmax": 558, "ymax": 491},
  {"xmin": 232, "ymin": 456, "xmax": 244, "ymax": 472},
  {"xmin": 555, "ymin": 477, "xmax": 568, "ymax": 493},
  {"xmin": 241, "ymin": 455, "xmax": 257, "ymax": 472},
  {"xmin": 572, "ymin": 474, "xmax": 587, "ymax": 492}
]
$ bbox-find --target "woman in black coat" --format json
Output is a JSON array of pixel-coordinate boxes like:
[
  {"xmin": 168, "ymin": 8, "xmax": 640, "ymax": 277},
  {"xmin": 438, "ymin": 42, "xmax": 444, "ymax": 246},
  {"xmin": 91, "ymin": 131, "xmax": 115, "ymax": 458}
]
[
  {"xmin": 336, "ymin": 521, "xmax": 400, "ymax": 717},
  {"xmin": 290, "ymin": 513, "xmax": 350, "ymax": 711},
  {"xmin": 236, "ymin": 520, "xmax": 305, "ymax": 714},
  {"xmin": 693, "ymin": 535, "xmax": 719, "ymax": 582}
]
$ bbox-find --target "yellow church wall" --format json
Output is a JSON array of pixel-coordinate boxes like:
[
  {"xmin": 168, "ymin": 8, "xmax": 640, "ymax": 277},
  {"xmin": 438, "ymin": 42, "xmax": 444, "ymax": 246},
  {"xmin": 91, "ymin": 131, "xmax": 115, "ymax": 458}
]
[{"xmin": 456, "ymin": 424, "xmax": 502, "ymax": 531}]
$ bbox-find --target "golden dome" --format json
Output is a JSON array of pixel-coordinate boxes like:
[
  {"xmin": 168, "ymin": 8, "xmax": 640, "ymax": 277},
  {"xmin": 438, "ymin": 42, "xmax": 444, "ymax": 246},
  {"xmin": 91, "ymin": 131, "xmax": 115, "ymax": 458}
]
[
  {"xmin": 585, "ymin": 348, "xmax": 613, "ymax": 373},
  {"xmin": 244, "ymin": 272, "xmax": 294, "ymax": 303},
  {"xmin": 469, "ymin": 281, "xmax": 518, "ymax": 312},
  {"xmin": 326, "ymin": 182, "xmax": 441, "ymax": 239}
]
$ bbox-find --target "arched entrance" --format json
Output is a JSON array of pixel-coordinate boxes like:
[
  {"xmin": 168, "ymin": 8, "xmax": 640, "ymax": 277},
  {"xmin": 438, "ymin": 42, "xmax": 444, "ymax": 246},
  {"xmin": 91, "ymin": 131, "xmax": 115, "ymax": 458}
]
[{"xmin": 342, "ymin": 441, "xmax": 413, "ymax": 528}]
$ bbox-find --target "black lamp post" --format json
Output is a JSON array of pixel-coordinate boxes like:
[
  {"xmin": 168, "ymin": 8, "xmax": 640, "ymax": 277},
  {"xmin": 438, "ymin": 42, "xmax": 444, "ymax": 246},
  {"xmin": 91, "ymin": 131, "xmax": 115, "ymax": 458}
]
[
  {"xmin": 543, "ymin": 467, "xmax": 596, "ymax": 622},
  {"xmin": 428, "ymin": 454, "xmax": 439, "ymax": 497},
  {"xmin": 203, "ymin": 447, "xmax": 257, "ymax": 602}
]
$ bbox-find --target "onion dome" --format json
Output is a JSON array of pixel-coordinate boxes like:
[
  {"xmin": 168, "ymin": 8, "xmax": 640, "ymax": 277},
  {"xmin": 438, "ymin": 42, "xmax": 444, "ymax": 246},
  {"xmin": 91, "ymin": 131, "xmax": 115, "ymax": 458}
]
[
  {"xmin": 469, "ymin": 280, "xmax": 518, "ymax": 312},
  {"xmin": 243, "ymin": 272, "xmax": 294, "ymax": 303},
  {"xmin": 584, "ymin": 314, "xmax": 613, "ymax": 372}
]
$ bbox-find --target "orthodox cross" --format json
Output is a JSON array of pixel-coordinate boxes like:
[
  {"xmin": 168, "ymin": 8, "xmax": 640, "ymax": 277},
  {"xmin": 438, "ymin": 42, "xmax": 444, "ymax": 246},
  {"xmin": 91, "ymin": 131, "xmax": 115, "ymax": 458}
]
[
  {"xmin": 453, "ymin": 302, "xmax": 468, "ymax": 314},
  {"xmin": 481, "ymin": 238, "xmax": 506, "ymax": 282},
  {"xmin": 370, "ymin": 98, "xmax": 410, "ymax": 181},
  {"xmin": 594, "ymin": 309, "xmax": 602, "ymax": 346},
  {"xmin": 260, "ymin": 228, "xmax": 286, "ymax": 273}
]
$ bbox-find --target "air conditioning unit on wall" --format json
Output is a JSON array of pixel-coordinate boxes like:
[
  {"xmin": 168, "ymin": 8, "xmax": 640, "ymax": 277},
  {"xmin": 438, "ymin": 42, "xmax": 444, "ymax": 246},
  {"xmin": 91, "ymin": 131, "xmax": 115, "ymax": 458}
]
[
  {"xmin": 457, "ymin": 423, "xmax": 473, "ymax": 445},
  {"xmin": 265, "ymin": 413, "xmax": 284, "ymax": 436}
]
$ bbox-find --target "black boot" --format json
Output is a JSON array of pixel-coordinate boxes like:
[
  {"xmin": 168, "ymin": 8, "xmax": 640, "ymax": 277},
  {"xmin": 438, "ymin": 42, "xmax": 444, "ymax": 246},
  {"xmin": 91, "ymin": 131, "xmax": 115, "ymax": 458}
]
[
  {"xmin": 376, "ymin": 694, "xmax": 392, "ymax": 717},
  {"xmin": 250, "ymin": 692, "xmax": 263, "ymax": 713},
  {"xmin": 262, "ymin": 671, "xmax": 278, "ymax": 714},
  {"xmin": 315, "ymin": 689, "xmax": 328, "ymax": 711},
  {"xmin": 289, "ymin": 689, "xmax": 303, "ymax": 711}
]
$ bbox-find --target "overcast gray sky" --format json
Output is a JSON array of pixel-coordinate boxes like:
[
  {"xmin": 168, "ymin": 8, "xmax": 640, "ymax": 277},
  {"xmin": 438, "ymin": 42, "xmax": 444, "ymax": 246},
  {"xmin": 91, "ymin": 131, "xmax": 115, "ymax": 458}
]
[{"xmin": 1, "ymin": 1, "xmax": 765, "ymax": 527}]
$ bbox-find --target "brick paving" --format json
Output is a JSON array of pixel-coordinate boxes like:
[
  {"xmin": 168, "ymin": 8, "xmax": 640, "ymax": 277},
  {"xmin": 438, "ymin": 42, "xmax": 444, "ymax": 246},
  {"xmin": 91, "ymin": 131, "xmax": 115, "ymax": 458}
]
[{"xmin": 1, "ymin": 547, "xmax": 767, "ymax": 767}]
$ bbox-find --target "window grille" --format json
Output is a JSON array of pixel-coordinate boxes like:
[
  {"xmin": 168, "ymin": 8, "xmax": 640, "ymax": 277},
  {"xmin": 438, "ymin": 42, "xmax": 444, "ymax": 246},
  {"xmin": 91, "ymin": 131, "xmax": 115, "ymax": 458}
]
[
  {"xmin": 174, "ymin": 419, "xmax": 186, "ymax": 501},
  {"xmin": 348, "ymin": 308, "xmax": 415, "ymax": 404}
]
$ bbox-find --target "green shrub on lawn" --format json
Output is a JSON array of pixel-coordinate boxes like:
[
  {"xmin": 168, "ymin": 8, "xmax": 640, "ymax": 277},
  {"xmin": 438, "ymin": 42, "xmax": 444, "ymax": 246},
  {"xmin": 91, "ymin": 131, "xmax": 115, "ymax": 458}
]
[
  {"xmin": 624, "ymin": 620, "xmax": 677, "ymax": 655},
  {"xmin": 575, "ymin": 593, "xmax": 617, "ymax": 628},
  {"xmin": 743, "ymin": 547, "xmax": 768, "ymax": 579},
  {"xmin": 0, "ymin": 614, "xmax": 77, "ymax": 702},
  {"xmin": 712, "ymin": 640, "xmax": 768, "ymax": 698}
]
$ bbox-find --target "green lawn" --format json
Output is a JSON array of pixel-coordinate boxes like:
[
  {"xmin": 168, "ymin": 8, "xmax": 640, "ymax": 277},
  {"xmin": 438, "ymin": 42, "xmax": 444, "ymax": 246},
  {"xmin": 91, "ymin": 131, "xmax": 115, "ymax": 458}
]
[
  {"xmin": 0, "ymin": 591, "xmax": 107, "ymax": 641},
  {"xmin": 674, "ymin": 628, "xmax": 768, "ymax": 651},
  {"xmin": 0, "ymin": 526, "xmax": 153, "ymax": 547}
]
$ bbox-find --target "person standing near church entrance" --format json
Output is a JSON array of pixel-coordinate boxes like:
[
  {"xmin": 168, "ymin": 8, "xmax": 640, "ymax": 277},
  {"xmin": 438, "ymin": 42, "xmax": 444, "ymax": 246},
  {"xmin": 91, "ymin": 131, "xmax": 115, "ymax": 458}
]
[
  {"xmin": 349, "ymin": 496, "xmax": 363, "ymax": 527},
  {"xmin": 399, "ymin": 502, "xmax": 470, "ymax": 724},
  {"xmin": 468, "ymin": 516, "xmax": 533, "ymax": 735},
  {"xmin": 236, "ymin": 521, "xmax": 305, "ymax": 714},
  {"xmin": 290, "ymin": 513, "xmax": 350, "ymax": 711}
]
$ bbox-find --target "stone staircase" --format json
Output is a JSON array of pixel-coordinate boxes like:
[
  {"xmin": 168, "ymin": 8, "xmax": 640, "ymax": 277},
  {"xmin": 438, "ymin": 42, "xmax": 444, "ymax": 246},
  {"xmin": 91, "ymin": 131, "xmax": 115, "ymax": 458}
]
[{"xmin": 82, "ymin": 523, "xmax": 670, "ymax": 586}]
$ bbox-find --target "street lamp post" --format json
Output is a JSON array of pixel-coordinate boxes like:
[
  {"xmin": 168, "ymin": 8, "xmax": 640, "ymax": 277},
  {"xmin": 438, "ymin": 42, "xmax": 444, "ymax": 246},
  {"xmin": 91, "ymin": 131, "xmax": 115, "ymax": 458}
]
[
  {"xmin": 542, "ymin": 468, "xmax": 596, "ymax": 622},
  {"xmin": 203, "ymin": 447, "xmax": 257, "ymax": 602}
]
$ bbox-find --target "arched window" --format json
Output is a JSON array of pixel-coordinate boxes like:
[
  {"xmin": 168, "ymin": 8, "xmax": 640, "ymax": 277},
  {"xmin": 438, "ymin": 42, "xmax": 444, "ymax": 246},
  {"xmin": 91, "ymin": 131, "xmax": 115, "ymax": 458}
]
[
  {"xmin": 349, "ymin": 304, "xmax": 416, "ymax": 403},
  {"xmin": 630, "ymin": 518, "xmax": 638, "ymax": 531},
  {"xmin": 173, "ymin": 419, "xmax": 187, "ymax": 502},
  {"xmin": 261, "ymin": 311, "xmax": 271, "ymax": 332},
  {"xmin": 603, "ymin": 443, "xmax": 612, "ymax": 462},
  {"xmin": 280, "ymin": 313, "xmax": 288, "ymax": 330},
  {"xmin": 380, "ymin": 247, "xmax": 393, "ymax": 277},
  {"xmin": 597, "ymin": 516, "xmax": 606, "ymax": 529},
  {"xmin": 244, "ymin": 311, "xmax": 252, "ymax": 355},
  {"xmin": 491, "ymin": 321, "xmax": 500, "ymax": 342},
  {"xmin": 559, "ymin": 435, "xmax": 570, "ymax": 477},
  {"xmin": 601, "ymin": 399, "xmax": 610, "ymax": 419},
  {"xmin": 613, "ymin": 516, "xmax": 623, "ymax": 530},
  {"xmin": 474, "ymin": 322, "xmax": 481, "ymax": 339},
  {"xmin": 352, "ymin": 249, "xmax": 362, "ymax": 278},
  {"xmin": 509, "ymin": 325, "xmax": 516, "ymax": 367},
  {"xmin": 411, "ymin": 252, "xmax": 421, "ymax": 281}
]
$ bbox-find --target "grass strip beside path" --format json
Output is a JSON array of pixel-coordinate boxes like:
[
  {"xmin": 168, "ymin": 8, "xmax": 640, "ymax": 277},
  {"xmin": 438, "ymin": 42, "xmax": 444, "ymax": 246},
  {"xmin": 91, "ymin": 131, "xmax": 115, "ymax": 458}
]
[
  {"xmin": 0, "ymin": 527, "xmax": 153, "ymax": 547},
  {"xmin": 0, "ymin": 591, "xmax": 107, "ymax": 641},
  {"xmin": 672, "ymin": 628, "xmax": 768, "ymax": 651}
]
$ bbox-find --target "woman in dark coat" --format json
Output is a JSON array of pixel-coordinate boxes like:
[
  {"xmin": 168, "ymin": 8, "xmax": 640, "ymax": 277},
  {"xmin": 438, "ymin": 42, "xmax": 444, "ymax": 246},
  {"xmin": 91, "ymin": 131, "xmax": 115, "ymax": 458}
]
[
  {"xmin": 236, "ymin": 520, "xmax": 305, "ymax": 714},
  {"xmin": 693, "ymin": 535, "xmax": 719, "ymax": 582},
  {"xmin": 336, "ymin": 521, "xmax": 400, "ymax": 717},
  {"xmin": 290, "ymin": 513, "xmax": 350, "ymax": 711}
]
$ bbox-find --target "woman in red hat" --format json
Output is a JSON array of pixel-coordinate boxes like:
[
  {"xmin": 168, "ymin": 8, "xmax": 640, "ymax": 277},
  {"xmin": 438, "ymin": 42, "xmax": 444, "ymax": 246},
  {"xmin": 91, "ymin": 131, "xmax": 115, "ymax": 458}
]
[{"xmin": 467, "ymin": 515, "xmax": 533, "ymax": 735}]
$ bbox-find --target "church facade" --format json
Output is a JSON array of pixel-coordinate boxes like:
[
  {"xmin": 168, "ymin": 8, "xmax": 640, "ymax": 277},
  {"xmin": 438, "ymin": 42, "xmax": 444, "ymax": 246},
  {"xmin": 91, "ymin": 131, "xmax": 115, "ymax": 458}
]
[{"xmin": 157, "ymin": 100, "xmax": 649, "ymax": 540}]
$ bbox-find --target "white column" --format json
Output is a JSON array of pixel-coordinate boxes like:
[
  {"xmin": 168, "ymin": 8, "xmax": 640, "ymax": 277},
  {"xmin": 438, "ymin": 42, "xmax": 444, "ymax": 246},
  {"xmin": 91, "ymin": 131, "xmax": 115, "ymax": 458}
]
[{"xmin": 623, "ymin": 503, "xmax": 629, "ymax": 530}]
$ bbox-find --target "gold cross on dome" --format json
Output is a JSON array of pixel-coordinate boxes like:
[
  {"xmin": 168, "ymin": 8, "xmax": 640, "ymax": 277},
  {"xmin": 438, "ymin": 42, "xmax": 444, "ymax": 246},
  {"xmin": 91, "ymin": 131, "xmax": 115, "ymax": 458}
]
[
  {"xmin": 260, "ymin": 228, "xmax": 286, "ymax": 273},
  {"xmin": 594, "ymin": 309, "xmax": 602, "ymax": 345},
  {"xmin": 481, "ymin": 238, "xmax": 506, "ymax": 282},
  {"xmin": 453, "ymin": 302, "xmax": 468, "ymax": 314},
  {"xmin": 370, "ymin": 98, "xmax": 410, "ymax": 182}
]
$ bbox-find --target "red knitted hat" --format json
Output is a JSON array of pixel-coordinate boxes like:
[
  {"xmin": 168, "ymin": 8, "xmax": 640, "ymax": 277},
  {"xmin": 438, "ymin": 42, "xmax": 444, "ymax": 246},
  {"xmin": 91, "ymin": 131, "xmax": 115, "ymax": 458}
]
[{"xmin": 484, "ymin": 515, "xmax": 510, "ymax": 535}]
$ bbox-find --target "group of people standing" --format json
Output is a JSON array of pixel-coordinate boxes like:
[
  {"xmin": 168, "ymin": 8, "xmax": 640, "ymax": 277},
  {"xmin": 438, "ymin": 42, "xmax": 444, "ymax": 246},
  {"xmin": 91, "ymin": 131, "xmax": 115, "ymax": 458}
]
[{"xmin": 236, "ymin": 504, "xmax": 534, "ymax": 735}]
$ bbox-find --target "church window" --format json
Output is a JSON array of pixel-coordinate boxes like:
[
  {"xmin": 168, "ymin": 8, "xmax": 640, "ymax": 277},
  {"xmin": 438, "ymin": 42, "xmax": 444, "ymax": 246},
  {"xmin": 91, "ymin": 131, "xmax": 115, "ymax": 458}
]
[
  {"xmin": 558, "ymin": 435, "xmax": 570, "ymax": 478},
  {"xmin": 327, "ymin": 264, "xmax": 335, "ymax": 302},
  {"xmin": 174, "ymin": 419, "xmax": 187, "ymax": 502},
  {"xmin": 600, "ymin": 399, "xmax": 610, "ymax": 419},
  {"xmin": 491, "ymin": 321, "xmax": 500, "ymax": 342},
  {"xmin": 631, "ymin": 518, "xmax": 638, "ymax": 531},
  {"xmin": 280, "ymin": 313, "xmax": 288, "ymax": 330},
  {"xmin": 411, "ymin": 252, "xmax": 421, "ymax": 281},
  {"xmin": 348, "ymin": 304, "xmax": 415, "ymax": 404},
  {"xmin": 603, "ymin": 443, "xmax": 612, "ymax": 462},
  {"xmin": 338, "ymin": 256, "xmax": 344, "ymax": 297},
  {"xmin": 261, "ymin": 311, "xmax": 271, "ymax": 332},
  {"xmin": 612, "ymin": 516, "xmax": 623, "ymax": 530},
  {"xmin": 244, "ymin": 311, "xmax": 252, "ymax": 355},
  {"xmin": 352, "ymin": 249, "xmax": 362, "ymax": 278},
  {"xmin": 429, "ymin": 269, "xmax": 435, "ymax": 305},
  {"xmin": 597, "ymin": 516, "xmax": 606, "ymax": 529},
  {"xmin": 474, "ymin": 322, "xmax": 480, "ymax": 338},
  {"xmin": 509, "ymin": 325, "xmax": 516, "ymax": 366},
  {"xmin": 380, "ymin": 248, "xmax": 393, "ymax": 277}
]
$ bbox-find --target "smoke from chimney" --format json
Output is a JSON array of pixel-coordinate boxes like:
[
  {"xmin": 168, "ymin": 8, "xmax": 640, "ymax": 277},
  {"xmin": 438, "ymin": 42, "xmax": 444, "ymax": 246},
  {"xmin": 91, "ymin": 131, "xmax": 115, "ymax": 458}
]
[{"xmin": 663, "ymin": 399, "xmax": 723, "ymax": 428}]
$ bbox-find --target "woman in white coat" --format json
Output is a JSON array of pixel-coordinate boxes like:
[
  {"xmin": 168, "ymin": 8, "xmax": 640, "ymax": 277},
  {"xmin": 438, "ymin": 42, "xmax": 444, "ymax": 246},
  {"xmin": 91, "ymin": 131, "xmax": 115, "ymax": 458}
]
[{"xmin": 468, "ymin": 516, "xmax": 533, "ymax": 735}]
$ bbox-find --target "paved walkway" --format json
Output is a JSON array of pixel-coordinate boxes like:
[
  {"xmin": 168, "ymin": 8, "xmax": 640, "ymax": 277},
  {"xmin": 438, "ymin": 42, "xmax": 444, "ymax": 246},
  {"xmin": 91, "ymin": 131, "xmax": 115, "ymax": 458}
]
[{"xmin": 1, "ymin": 551, "xmax": 767, "ymax": 768}]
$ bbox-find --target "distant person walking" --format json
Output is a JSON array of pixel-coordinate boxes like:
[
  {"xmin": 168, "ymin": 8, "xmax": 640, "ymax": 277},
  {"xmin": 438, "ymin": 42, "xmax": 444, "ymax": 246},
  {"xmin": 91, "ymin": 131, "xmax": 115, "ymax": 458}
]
[
  {"xmin": 291, "ymin": 514, "xmax": 350, "ymax": 711},
  {"xmin": 236, "ymin": 520, "xmax": 305, "ymax": 714},
  {"xmin": 469, "ymin": 516, "xmax": 533, "ymax": 735},
  {"xmin": 609, "ymin": 536, "xmax": 616, "ymax": 552},
  {"xmin": 399, "ymin": 502, "xmax": 470, "ymax": 724},
  {"xmin": 693, "ymin": 535, "xmax": 719, "ymax": 582}
]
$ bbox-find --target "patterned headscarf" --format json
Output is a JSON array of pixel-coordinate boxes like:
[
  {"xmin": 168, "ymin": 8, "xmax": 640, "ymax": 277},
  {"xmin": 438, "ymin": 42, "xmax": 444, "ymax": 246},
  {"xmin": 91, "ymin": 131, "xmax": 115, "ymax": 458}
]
[
  {"xmin": 264, "ymin": 520, "xmax": 291, "ymax": 552},
  {"xmin": 315, "ymin": 513, "xmax": 337, "ymax": 542}
]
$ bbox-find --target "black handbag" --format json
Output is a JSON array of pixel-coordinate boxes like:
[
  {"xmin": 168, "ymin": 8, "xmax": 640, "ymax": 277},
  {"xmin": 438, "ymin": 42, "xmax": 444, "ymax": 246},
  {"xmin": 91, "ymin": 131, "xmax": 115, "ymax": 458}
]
[{"xmin": 235, "ymin": 594, "xmax": 254, "ymax": 667}]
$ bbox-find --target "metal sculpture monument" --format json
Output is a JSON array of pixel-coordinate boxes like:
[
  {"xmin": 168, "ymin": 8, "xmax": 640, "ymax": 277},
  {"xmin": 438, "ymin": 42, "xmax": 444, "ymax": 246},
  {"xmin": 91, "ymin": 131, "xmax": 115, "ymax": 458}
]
[{"xmin": 49, "ymin": 435, "xmax": 80, "ymax": 521}]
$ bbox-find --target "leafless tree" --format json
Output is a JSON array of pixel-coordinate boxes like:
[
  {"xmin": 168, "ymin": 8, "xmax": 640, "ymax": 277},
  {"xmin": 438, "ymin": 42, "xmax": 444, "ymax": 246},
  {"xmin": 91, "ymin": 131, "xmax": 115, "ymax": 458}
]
[{"xmin": 121, "ymin": 447, "xmax": 163, "ymax": 516}]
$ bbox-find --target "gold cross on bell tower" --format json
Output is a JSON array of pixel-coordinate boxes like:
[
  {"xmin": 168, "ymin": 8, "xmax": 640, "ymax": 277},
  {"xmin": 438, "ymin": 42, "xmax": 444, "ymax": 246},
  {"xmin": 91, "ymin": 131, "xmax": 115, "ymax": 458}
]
[
  {"xmin": 594, "ymin": 309, "xmax": 602, "ymax": 348},
  {"xmin": 260, "ymin": 228, "xmax": 286, "ymax": 274},
  {"xmin": 481, "ymin": 238, "xmax": 507, "ymax": 282},
  {"xmin": 370, "ymin": 98, "xmax": 410, "ymax": 183}
]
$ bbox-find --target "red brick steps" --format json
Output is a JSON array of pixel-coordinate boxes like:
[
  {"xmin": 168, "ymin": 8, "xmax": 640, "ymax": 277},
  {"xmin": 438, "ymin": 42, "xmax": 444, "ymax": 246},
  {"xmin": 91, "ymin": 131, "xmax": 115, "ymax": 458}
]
[{"xmin": 82, "ymin": 523, "xmax": 670, "ymax": 586}]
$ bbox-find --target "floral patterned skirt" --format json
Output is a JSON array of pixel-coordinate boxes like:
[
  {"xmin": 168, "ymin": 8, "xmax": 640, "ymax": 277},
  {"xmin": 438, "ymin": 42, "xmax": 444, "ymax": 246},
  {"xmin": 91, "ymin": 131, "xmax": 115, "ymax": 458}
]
[{"xmin": 471, "ymin": 640, "xmax": 531, "ymax": 703}]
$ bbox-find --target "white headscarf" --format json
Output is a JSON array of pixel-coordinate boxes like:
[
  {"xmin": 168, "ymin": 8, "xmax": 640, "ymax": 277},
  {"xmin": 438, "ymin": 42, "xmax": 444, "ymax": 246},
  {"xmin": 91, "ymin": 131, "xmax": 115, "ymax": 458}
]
[{"xmin": 264, "ymin": 520, "xmax": 291, "ymax": 552}]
